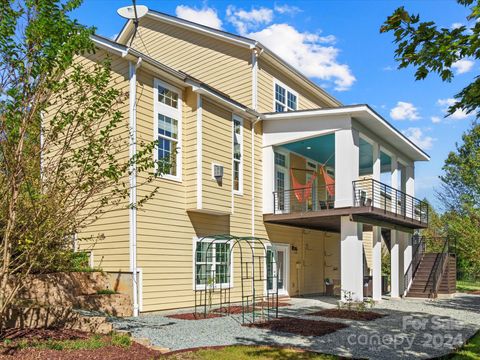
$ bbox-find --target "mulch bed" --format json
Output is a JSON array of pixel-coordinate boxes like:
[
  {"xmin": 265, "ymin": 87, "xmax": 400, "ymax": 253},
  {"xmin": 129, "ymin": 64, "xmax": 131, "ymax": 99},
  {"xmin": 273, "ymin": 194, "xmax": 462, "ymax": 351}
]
[
  {"xmin": 0, "ymin": 328, "xmax": 160, "ymax": 360},
  {"xmin": 0, "ymin": 328, "xmax": 89, "ymax": 341},
  {"xmin": 309, "ymin": 308, "xmax": 385, "ymax": 321},
  {"xmin": 214, "ymin": 302, "xmax": 291, "ymax": 315},
  {"xmin": 245, "ymin": 316, "xmax": 348, "ymax": 337},
  {"xmin": 467, "ymin": 290, "xmax": 480, "ymax": 295},
  {"xmin": 0, "ymin": 342, "xmax": 160, "ymax": 360},
  {"xmin": 166, "ymin": 312, "xmax": 224, "ymax": 320}
]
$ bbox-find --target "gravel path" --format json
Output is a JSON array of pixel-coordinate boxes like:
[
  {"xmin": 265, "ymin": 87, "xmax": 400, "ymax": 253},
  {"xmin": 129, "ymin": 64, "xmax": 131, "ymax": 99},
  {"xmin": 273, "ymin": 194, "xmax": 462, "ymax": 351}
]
[{"xmin": 111, "ymin": 294, "xmax": 480, "ymax": 359}]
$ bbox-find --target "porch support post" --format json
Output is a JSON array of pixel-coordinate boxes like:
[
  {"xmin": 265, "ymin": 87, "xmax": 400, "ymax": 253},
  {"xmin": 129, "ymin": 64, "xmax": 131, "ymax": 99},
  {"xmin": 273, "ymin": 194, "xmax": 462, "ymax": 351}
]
[
  {"xmin": 403, "ymin": 232, "xmax": 412, "ymax": 293},
  {"xmin": 390, "ymin": 230, "xmax": 401, "ymax": 298},
  {"xmin": 372, "ymin": 226, "xmax": 382, "ymax": 301},
  {"xmin": 335, "ymin": 124, "xmax": 359, "ymax": 208},
  {"xmin": 263, "ymin": 146, "xmax": 275, "ymax": 214},
  {"xmin": 340, "ymin": 216, "xmax": 363, "ymax": 301}
]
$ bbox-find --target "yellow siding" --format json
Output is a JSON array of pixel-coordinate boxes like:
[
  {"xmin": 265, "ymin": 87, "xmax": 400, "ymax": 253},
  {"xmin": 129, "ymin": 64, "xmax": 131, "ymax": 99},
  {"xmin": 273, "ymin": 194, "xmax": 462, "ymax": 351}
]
[
  {"xmin": 67, "ymin": 50, "xmax": 131, "ymax": 272},
  {"xmin": 264, "ymin": 224, "xmax": 340, "ymax": 296},
  {"xmin": 131, "ymin": 18, "xmax": 252, "ymax": 108},
  {"xmin": 257, "ymin": 58, "xmax": 332, "ymax": 113}
]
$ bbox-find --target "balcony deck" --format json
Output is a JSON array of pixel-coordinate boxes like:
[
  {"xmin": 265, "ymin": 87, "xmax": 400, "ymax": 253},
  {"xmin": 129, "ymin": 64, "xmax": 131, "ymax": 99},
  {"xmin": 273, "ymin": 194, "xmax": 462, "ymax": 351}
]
[{"xmin": 265, "ymin": 179, "xmax": 428, "ymax": 233}]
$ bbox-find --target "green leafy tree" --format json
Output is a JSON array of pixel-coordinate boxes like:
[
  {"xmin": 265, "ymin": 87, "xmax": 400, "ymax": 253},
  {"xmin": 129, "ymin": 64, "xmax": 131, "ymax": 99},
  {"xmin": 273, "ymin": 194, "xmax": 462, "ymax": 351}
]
[
  {"xmin": 0, "ymin": 0, "xmax": 160, "ymax": 325},
  {"xmin": 381, "ymin": 0, "xmax": 480, "ymax": 280}
]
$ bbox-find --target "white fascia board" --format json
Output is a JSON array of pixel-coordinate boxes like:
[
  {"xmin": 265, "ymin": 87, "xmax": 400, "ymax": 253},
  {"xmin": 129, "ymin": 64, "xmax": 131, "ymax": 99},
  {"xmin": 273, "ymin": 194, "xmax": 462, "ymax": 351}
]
[
  {"xmin": 91, "ymin": 35, "xmax": 128, "ymax": 57},
  {"xmin": 264, "ymin": 106, "xmax": 430, "ymax": 161}
]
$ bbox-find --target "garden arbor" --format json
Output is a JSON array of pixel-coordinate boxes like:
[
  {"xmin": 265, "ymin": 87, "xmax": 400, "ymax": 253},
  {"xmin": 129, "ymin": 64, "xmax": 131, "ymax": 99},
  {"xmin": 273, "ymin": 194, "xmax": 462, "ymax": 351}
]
[{"xmin": 194, "ymin": 235, "xmax": 279, "ymax": 324}]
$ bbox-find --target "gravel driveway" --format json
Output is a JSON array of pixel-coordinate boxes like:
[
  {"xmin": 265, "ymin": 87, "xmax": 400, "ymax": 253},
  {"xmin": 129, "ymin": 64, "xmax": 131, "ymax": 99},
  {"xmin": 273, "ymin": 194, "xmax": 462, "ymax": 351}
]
[{"xmin": 111, "ymin": 294, "xmax": 480, "ymax": 359}]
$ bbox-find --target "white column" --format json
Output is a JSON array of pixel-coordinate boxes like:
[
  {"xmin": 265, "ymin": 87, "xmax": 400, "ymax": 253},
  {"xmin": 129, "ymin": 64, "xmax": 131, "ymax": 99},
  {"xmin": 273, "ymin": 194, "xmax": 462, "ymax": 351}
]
[
  {"xmin": 406, "ymin": 164, "xmax": 415, "ymax": 197},
  {"xmin": 391, "ymin": 154, "xmax": 398, "ymax": 213},
  {"xmin": 335, "ymin": 125, "xmax": 359, "ymax": 208},
  {"xmin": 372, "ymin": 143, "xmax": 381, "ymax": 208},
  {"xmin": 340, "ymin": 216, "xmax": 364, "ymax": 301},
  {"xmin": 403, "ymin": 232, "xmax": 412, "ymax": 292},
  {"xmin": 390, "ymin": 230, "xmax": 400, "ymax": 298},
  {"xmin": 372, "ymin": 226, "xmax": 382, "ymax": 301},
  {"xmin": 263, "ymin": 146, "xmax": 275, "ymax": 214}
]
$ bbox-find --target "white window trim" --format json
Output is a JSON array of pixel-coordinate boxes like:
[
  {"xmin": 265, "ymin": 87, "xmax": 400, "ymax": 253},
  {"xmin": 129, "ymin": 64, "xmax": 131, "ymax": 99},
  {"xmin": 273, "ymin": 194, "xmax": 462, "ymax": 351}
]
[
  {"xmin": 273, "ymin": 79, "xmax": 299, "ymax": 112},
  {"xmin": 233, "ymin": 114, "xmax": 243, "ymax": 195},
  {"xmin": 153, "ymin": 78, "xmax": 183, "ymax": 182},
  {"xmin": 192, "ymin": 237, "xmax": 234, "ymax": 291}
]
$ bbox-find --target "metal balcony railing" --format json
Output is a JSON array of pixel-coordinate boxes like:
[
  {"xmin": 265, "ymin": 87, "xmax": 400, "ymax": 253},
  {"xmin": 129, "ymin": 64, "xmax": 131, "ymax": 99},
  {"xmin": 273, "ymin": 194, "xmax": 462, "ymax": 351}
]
[
  {"xmin": 353, "ymin": 179, "xmax": 428, "ymax": 225},
  {"xmin": 273, "ymin": 184, "xmax": 334, "ymax": 214}
]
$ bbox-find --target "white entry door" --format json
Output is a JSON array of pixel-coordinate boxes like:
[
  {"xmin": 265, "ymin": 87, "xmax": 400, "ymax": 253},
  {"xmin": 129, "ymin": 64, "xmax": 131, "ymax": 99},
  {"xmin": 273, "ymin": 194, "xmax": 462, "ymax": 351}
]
[{"xmin": 267, "ymin": 243, "xmax": 289, "ymax": 296}]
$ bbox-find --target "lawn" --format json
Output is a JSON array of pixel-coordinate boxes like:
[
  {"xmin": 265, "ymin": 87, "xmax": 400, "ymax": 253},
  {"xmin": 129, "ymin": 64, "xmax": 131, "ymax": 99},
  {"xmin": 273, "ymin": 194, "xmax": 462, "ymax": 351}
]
[
  {"xmin": 447, "ymin": 331, "xmax": 480, "ymax": 360},
  {"xmin": 457, "ymin": 279, "xmax": 480, "ymax": 293},
  {"xmin": 165, "ymin": 346, "xmax": 338, "ymax": 360}
]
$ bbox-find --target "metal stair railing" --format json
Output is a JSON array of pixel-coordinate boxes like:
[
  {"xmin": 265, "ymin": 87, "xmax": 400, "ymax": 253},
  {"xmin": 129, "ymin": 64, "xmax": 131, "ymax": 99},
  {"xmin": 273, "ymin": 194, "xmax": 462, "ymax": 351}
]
[
  {"xmin": 428, "ymin": 237, "xmax": 449, "ymax": 298},
  {"xmin": 404, "ymin": 234, "xmax": 426, "ymax": 293}
]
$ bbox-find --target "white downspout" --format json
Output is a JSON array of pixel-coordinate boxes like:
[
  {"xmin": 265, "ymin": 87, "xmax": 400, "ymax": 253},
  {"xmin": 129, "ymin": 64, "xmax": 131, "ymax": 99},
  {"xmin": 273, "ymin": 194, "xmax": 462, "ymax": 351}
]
[
  {"xmin": 251, "ymin": 48, "xmax": 259, "ymax": 237},
  {"xmin": 129, "ymin": 57, "xmax": 142, "ymax": 317},
  {"xmin": 196, "ymin": 93, "xmax": 203, "ymax": 210}
]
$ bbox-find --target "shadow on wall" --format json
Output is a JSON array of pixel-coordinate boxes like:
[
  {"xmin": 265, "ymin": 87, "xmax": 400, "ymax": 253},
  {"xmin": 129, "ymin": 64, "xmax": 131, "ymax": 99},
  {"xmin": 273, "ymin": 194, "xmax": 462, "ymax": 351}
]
[{"xmin": 188, "ymin": 211, "xmax": 230, "ymax": 237}]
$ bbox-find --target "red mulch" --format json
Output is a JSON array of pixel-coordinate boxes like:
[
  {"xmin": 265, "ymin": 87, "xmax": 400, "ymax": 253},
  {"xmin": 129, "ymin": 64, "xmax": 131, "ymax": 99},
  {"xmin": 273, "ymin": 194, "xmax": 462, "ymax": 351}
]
[
  {"xmin": 166, "ymin": 312, "xmax": 224, "ymax": 320},
  {"xmin": 467, "ymin": 290, "xmax": 480, "ymax": 295},
  {"xmin": 309, "ymin": 308, "xmax": 385, "ymax": 321},
  {"xmin": 214, "ymin": 302, "xmax": 290, "ymax": 315},
  {"xmin": 0, "ymin": 342, "xmax": 161, "ymax": 360},
  {"xmin": 0, "ymin": 328, "xmax": 161, "ymax": 360},
  {"xmin": 0, "ymin": 328, "xmax": 89, "ymax": 341},
  {"xmin": 246, "ymin": 316, "xmax": 348, "ymax": 336}
]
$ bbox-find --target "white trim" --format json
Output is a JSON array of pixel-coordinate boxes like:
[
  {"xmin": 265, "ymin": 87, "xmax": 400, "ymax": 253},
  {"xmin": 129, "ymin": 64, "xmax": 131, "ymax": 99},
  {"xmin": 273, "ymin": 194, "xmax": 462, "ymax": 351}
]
[
  {"xmin": 233, "ymin": 115, "xmax": 244, "ymax": 195},
  {"xmin": 153, "ymin": 78, "xmax": 183, "ymax": 182},
  {"xmin": 193, "ymin": 237, "xmax": 235, "ymax": 291},
  {"xmin": 136, "ymin": 268, "xmax": 143, "ymax": 312},
  {"xmin": 92, "ymin": 35, "xmax": 128, "ymax": 57},
  {"xmin": 251, "ymin": 49, "xmax": 258, "ymax": 110},
  {"xmin": 129, "ymin": 60, "xmax": 139, "ymax": 317},
  {"xmin": 263, "ymin": 105, "xmax": 429, "ymax": 161},
  {"xmin": 273, "ymin": 78, "xmax": 299, "ymax": 112},
  {"xmin": 196, "ymin": 94, "xmax": 203, "ymax": 209},
  {"xmin": 266, "ymin": 243, "xmax": 290, "ymax": 296}
]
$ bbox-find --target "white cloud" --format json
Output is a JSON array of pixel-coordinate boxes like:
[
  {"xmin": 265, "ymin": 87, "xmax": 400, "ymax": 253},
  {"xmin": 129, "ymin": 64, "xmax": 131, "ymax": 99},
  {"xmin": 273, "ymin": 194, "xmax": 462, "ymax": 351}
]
[
  {"xmin": 437, "ymin": 98, "xmax": 470, "ymax": 120},
  {"xmin": 451, "ymin": 59, "xmax": 474, "ymax": 74},
  {"xmin": 247, "ymin": 24, "xmax": 354, "ymax": 90},
  {"xmin": 382, "ymin": 65, "xmax": 394, "ymax": 71},
  {"xmin": 431, "ymin": 116, "xmax": 441, "ymax": 124},
  {"xmin": 175, "ymin": 5, "xmax": 223, "ymax": 29},
  {"xmin": 451, "ymin": 22, "xmax": 464, "ymax": 29},
  {"xmin": 226, "ymin": 6, "xmax": 273, "ymax": 34},
  {"xmin": 274, "ymin": 4, "xmax": 302, "ymax": 14},
  {"xmin": 402, "ymin": 127, "xmax": 435, "ymax": 150},
  {"xmin": 390, "ymin": 101, "xmax": 421, "ymax": 121}
]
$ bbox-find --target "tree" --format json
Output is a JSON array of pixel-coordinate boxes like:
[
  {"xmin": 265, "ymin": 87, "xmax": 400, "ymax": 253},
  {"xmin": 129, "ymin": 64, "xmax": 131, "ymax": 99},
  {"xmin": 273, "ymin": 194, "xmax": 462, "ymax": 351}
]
[
  {"xmin": 0, "ymin": 0, "xmax": 160, "ymax": 325},
  {"xmin": 381, "ymin": 0, "xmax": 480, "ymax": 280},
  {"xmin": 380, "ymin": 0, "xmax": 479, "ymax": 119}
]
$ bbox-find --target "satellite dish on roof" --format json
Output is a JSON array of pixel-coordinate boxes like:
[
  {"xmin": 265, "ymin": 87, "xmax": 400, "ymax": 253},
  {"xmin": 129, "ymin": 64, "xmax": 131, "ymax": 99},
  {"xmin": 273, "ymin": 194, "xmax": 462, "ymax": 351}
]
[{"xmin": 117, "ymin": 5, "xmax": 148, "ymax": 20}]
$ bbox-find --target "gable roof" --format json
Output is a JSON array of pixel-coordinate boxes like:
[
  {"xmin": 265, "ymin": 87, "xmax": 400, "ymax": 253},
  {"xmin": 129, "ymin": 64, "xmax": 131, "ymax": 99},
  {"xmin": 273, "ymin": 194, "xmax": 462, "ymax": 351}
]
[
  {"xmin": 91, "ymin": 34, "xmax": 262, "ymax": 120},
  {"xmin": 115, "ymin": 9, "xmax": 342, "ymax": 108}
]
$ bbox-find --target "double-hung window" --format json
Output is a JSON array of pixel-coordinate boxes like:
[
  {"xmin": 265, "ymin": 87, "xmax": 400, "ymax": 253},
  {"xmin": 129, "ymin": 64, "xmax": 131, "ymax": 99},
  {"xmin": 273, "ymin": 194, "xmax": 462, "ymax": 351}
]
[
  {"xmin": 233, "ymin": 115, "xmax": 243, "ymax": 194},
  {"xmin": 195, "ymin": 239, "xmax": 232, "ymax": 289},
  {"xmin": 274, "ymin": 80, "xmax": 298, "ymax": 112},
  {"xmin": 154, "ymin": 79, "xmax": 182, "ymax": 181}
]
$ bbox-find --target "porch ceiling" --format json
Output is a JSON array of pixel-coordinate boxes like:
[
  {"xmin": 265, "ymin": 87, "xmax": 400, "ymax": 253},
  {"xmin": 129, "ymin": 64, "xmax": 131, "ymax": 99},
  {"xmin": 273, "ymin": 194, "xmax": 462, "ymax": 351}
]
[{"xmin": 264, "ymin": 206, "xmax": 428, "ymax": 233}]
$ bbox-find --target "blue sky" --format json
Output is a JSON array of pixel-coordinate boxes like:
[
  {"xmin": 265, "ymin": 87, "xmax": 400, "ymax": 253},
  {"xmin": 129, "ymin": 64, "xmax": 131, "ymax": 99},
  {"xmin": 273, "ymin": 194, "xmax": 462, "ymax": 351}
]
[{"xmin": 71, "ymin": 1, "xmax": 477, "ymax": 209}]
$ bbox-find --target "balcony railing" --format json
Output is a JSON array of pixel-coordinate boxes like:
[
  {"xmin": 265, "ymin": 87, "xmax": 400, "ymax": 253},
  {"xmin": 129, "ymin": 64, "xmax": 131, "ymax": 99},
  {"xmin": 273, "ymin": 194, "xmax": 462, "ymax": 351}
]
[
  {"xmin": 273, "ymin": 184, "xmax": 334, "ymax": 214},
  {"xmin": 353, "ymin": 179, "xmax": 428, "ymax": 225}
]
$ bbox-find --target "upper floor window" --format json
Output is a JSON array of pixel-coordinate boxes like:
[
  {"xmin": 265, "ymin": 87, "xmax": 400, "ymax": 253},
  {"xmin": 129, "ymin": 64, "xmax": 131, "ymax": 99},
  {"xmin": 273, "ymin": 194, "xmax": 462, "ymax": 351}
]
[
  {"xmin": 233, "ymin": 115, "xmax": 243, "ymax": 194},
  {"xmin": 154, "ymin": 79, "xmax": 182, "ymax": 181},
  {"xmin": 274, "ymin": 80, "xmax": 298, "ymax": 112}
]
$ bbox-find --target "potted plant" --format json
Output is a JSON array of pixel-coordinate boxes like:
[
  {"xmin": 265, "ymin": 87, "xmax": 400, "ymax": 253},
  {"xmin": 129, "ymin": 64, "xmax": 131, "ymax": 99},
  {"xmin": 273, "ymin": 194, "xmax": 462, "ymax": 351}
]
[{"xmin": 325, "ymin": 278, "xmax": 334, "ymax": 296}]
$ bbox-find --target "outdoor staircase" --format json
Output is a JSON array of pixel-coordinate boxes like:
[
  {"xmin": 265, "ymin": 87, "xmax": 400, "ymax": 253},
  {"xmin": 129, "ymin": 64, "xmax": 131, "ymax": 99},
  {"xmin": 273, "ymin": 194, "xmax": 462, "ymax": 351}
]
[{"xmin": 405, "ymin": 250, "xmax": 456, "ymax": 299}]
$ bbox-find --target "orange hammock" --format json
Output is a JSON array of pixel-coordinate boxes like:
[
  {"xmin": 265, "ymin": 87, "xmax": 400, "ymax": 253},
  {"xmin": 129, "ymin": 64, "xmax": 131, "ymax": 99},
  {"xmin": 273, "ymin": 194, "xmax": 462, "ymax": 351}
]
[{"xmin": 290, "ymin": 166, "xmax": 335, "ymax": 203}]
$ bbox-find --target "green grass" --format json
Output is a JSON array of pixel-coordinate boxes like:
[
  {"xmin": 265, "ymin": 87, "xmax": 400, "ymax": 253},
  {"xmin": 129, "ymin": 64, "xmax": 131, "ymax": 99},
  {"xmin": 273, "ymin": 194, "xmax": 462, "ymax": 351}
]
[
  {"xmin": 447, "ymin": 331, "xmax": 480, "ymax": 360},
  {"xmin": 15, "ymin": 333, "xmax": 131, "ymax": 351},
  {"xmin": 165, "ymin": 345, "xmax": 338, "ymax": 359},
  {"xmin": 457, "ymin": 280, "xmax": 480, "ymax": 293}
]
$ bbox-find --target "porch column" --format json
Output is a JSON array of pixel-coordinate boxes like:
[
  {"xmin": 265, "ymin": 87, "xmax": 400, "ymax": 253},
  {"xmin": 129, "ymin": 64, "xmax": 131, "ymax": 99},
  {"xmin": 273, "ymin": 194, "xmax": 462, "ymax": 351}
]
[
  {"xmin": 340, "ymin": 216, "xmax": 363, "ymax": 301},
  {"xmin": 372, "ymin": 226, "xmax": 382, "ymax": 301},
  {"xmin": 335, "ymin": 126, "xmax": 359, "ymax": 208},
  {"xmin": 263, "ymin": 146, "xmax": 275, "ymax": 214},
  {"xmin": 403, "ymin": 232, "xmax": 413, "ymax": 292}
]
